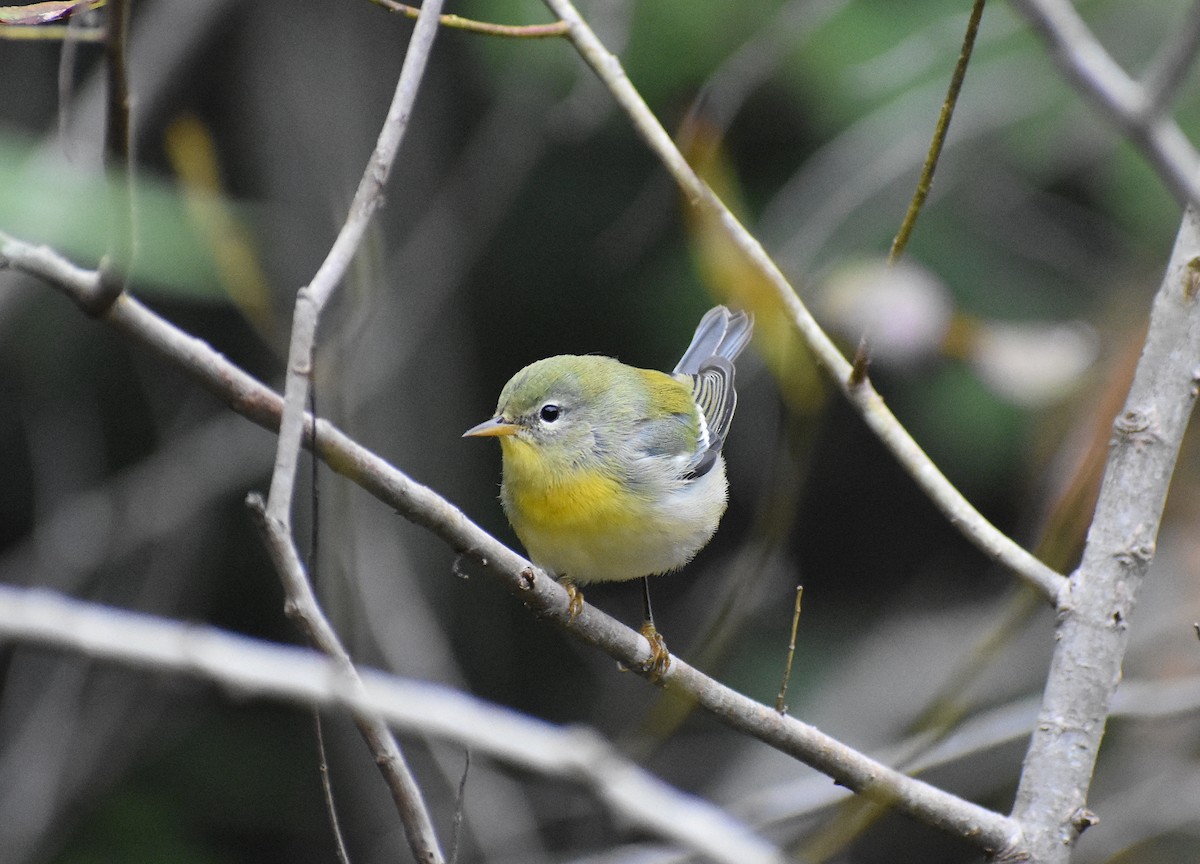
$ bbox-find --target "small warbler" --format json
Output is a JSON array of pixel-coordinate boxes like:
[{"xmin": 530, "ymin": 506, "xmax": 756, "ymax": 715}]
[{"xmin": 464, "ymin": 306, "xmax": 753, "ymax": 677}]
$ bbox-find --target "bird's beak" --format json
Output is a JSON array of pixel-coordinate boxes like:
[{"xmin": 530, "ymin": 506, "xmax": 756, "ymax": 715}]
[{"xmin": 463, "ymin": 417, "xmax": 520, "ymax": 438}]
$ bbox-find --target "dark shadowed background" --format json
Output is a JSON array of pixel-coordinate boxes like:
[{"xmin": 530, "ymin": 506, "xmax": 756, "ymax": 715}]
[{"xmin": 1, "ymin": 0, "xmax": 1199, "ymax": 862}]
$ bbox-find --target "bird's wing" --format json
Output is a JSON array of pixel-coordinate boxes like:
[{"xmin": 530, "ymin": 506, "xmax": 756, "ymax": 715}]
[
  {"xmin": 682, "ymin": 356, "xmax": 737, "ymax": 479},
  {"xmin": 691, "ymin": 357, "xmax": 737, "ymax": 447}
]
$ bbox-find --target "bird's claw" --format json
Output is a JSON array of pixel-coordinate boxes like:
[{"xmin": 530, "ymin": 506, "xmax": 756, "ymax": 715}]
[
  {"xmin": 639, "ymin": 621, "xmax": 671, "ymax": 681},
  {"xmin": 565, "ymin": 583, "xmax": 584, "ymax": 622}
]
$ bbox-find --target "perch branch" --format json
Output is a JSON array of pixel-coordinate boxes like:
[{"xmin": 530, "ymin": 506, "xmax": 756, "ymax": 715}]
[{"xmin": 0, "ymin": 231, "xmax": 1022, "ymax": 857}]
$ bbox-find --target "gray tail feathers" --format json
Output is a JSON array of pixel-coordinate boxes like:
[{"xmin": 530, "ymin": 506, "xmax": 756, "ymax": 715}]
[{"xmin": 674, "ymin": 306, "xmax": 754, "ymax": 375}]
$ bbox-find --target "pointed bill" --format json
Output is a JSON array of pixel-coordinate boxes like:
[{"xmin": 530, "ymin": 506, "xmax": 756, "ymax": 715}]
[{"xmin": 463, "ymin": 417, "xmax": 520, "ymax": 438}]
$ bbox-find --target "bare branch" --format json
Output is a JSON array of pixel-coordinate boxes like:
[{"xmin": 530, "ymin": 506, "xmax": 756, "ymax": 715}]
[
  {"xmin": 697, "ymin": 675, "xmax": 1200, "ymax": 855},
  {"xmin": 0, "ymin": 233, "xmax": 1021, "ymax": 856},
  {"xmin": 267, "ymin": 0, "xmax": 444, "ymax": 527},
  {"xmin": 1142, "ymin": 0, "xmax": 1200, "ymax": 117},
  {"xmin": 538, "ymin": 0, "xmax": 1066, "ymax": 602},
  {"xmin": 248, "ymin": 495, "xmax": 445, "ymax": 864},
  {"xmin": 258, "ymin": 3, "xmax": 447, "ymax": 861},
  {"xmin": 1, "ymin": 233, "xmax": 104, "ymax": 294},
  {"xmin": 0, "ymin": 585, "xmax": 789, "ymax": 864},
  {"xmin": 1008, "ymin": 206, "xmax": 1200, "ymax": 862},
  {"xmin": 1007, "ymin": 0, "xmax": 1200, "ymax": 208}
]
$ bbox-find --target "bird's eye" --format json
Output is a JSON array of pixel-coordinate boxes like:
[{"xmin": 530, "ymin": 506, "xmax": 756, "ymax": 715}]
[{"xmin": 539, "ymin": 403, "xmax": 561, "ymax": 423}]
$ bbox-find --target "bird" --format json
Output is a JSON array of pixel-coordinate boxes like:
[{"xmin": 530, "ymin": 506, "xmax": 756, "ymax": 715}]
[{"xmin": 464, "ymin": 306, "xmax": 753, "ymax": 677}]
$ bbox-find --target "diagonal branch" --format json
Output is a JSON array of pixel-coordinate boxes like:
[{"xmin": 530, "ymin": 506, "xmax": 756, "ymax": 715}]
[
  {"xmin": 538, "ymin": 0, "xmax": 1066, "ymax": 603},
  {"xmin": 0, "ymin": 231, "xmax": 1023, "ymax": 857},
  {"xmin": 1007, "ymin": 0, "xmax": 1200, "ymax": 208}
]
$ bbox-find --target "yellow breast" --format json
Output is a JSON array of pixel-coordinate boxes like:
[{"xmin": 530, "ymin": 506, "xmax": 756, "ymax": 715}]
[
  {"xmin": 499, "ymin": 437, "xmax": 642, "ymax": 533},
  {"xmin": 497, "ymin": 436, "xmax": 725, "ymax": 584}
]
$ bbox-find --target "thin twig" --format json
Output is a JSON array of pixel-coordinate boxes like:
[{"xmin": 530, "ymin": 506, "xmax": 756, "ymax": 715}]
[
  {"xmin": 367, "ymin": 0, "xmax": 567, "ymax": 38},
  {"xmin": 774, "ymin": 586, "xmax": 803, "ymax": 714},
  {"xmin": 449, "ymin": 751, "xmax": 470, "ymax": 864},
  {"xmin": 888, "ymin": 0, "xmax": 986, "ymax": 264},
  {"xmin": 847, "ymin": 337, "xmax": 870, "ymax": 389},
  {"xmin": 309, "ymin": 399, "xmax": 350, "ymax": 864},
  {"xmin": 96, "ymin": 0, "xmax": 132, "ymax": 314},
  {"xmin": 267, "ymin": 0, "xmax": 445, "ymax": 527},
  {"xmin": 538, "ymin": 0, "xmax": 1066, "ymax": 603},
  {"xmin": 314, "ymin": 712, "xmax": 354, "ymax": 864},
  {"xmin": 0, "ymin": 232, "xmax": 1022, "ymax": 857}
]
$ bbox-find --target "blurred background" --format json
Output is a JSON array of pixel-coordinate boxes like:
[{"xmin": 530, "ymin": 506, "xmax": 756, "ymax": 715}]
[{"xmin": 1, "ymin": 0, "xmax": 1199, "ymax": 862}]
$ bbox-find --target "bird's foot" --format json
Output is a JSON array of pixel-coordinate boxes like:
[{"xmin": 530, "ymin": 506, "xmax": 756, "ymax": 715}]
[
  {"xmin": 639, "ymin": 621, "xmax": 671, "ymax": 681},
  {"xmin": 564, "ymin": 582, "xmax": 584, "ymax": 622}
]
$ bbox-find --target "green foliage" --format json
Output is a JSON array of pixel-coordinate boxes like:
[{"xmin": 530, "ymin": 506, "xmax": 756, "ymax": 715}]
[{"xmin": 0, "ymin": 133, "xmax": 227, "ymax": 301}]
